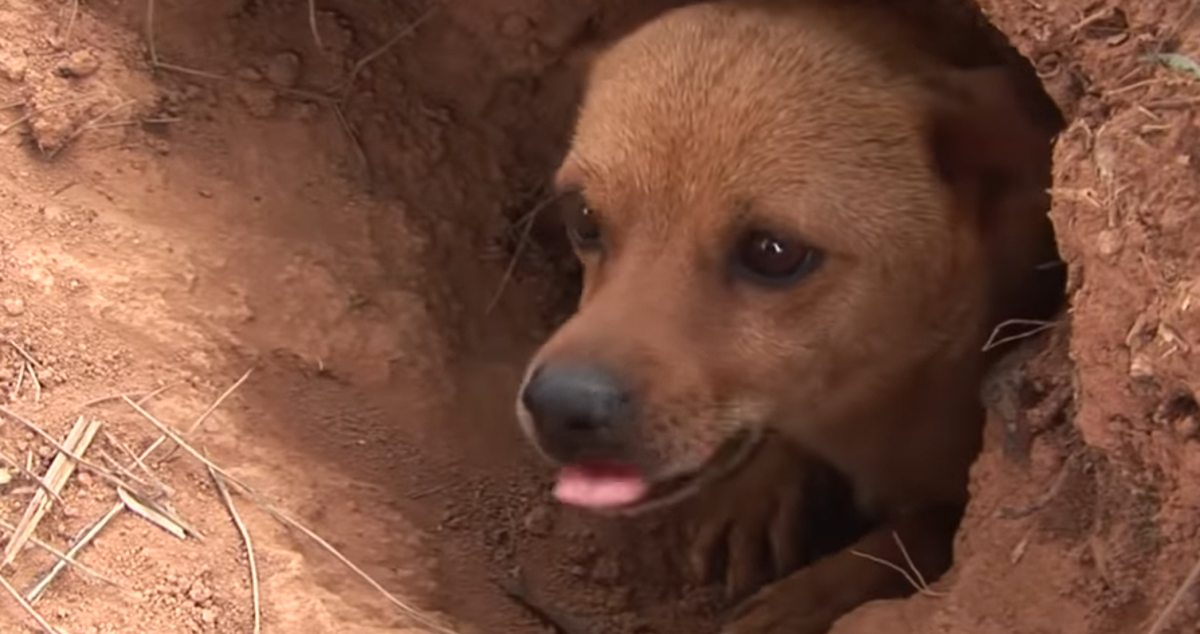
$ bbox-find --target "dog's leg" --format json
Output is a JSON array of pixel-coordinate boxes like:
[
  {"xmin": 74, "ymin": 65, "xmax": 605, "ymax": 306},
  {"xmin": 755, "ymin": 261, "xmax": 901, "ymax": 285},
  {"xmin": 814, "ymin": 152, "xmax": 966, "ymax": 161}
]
[
  {"xmin": 678, "ymin": 434, "xmax": 815, "ymax": 601},
  {"xmin": 720, "ymin": 504, "xmax": 962, "ymax": 634}
]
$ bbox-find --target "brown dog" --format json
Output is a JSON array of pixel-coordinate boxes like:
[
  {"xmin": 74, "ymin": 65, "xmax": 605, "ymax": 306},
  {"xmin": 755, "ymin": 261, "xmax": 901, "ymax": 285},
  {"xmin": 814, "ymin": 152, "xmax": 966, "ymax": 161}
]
[{"xmin": 516, "ymin": 0, "xmax": 1059, "ymax": 631}]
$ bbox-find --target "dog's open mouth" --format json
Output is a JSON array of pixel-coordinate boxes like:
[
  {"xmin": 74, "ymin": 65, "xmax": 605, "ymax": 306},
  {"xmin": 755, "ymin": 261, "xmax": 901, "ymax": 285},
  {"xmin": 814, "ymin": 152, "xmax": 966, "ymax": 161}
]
[{"xmin": 552, "ymin": 428, "xmax": 764, "ymax": 515}]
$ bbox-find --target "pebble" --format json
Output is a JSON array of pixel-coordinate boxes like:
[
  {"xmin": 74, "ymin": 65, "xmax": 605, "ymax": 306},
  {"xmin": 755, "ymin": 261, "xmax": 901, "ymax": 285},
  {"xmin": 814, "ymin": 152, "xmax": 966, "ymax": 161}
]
[
  {"xmin": 3, "ymin": 297, "xmax": 24, "ymax": 316},
  {"xmin": 264, "ymin": 51, "xmax": 302, "ymax": 88},
  {"xmin": 0, "ymin": 48, "xmax": 28, "ymax": 82},
  {"xmin": 59, "ymin": 50, "xmax": 101, "ymax": 78},
  {"xmin": 522, "ymin": 504, "xmax": 555, "ymax": 536}
]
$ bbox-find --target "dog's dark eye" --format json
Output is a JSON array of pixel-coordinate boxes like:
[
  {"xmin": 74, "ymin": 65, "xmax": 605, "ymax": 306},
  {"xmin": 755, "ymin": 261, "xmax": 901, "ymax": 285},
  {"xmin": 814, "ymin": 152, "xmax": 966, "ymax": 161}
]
[
  {"xmin": 734, "ymin": 229, "xmax": 822, "ymax": 285},
  {"xmin": 566, "ymin": 204, "xmax": 603, "ymax": 251}
]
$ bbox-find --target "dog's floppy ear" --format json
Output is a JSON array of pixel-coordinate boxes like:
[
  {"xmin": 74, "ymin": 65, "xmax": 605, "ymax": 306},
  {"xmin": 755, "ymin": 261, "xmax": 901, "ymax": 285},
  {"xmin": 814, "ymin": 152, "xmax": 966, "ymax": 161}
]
[{"xmin": 926, "ymin": 66, "xmax": 1053, "ymax": 226}]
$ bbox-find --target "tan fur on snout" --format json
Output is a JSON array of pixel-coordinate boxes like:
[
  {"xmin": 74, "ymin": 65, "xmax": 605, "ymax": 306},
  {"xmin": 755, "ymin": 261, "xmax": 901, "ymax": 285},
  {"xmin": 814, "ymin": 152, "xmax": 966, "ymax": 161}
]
[{"xmin": 519, "ymin": 1, "xmax": 1058, "ymax": 630}]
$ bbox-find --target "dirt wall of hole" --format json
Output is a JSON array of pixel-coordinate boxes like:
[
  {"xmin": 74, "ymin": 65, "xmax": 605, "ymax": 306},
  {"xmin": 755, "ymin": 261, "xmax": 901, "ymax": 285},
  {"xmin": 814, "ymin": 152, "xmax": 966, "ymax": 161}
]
[{"xmin": 0, "ymin": 0, "xmax": 1197, "ymax": 633}]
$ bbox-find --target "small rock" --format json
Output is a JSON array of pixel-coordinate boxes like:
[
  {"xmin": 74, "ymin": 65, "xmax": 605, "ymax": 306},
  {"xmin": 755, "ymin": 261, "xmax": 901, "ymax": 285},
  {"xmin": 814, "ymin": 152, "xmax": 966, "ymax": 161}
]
[
  {"xmin": 522, "ymin": 504, "xmax": 555, "ymax": 536},
  {"xmin": 1174, "ymin": 414, "xmax": 1200, "ymax": 441},
  {"xmin": 58, "ymin": 50, "xmax": 101, "ymax": 78},
  {"xmin": 0, "ymin": 48, "xmax": 28, "ymax": 82},
  {"xmin": 264, "ymin": 51, "xmax": 302, "ymax": 88},
  {"xmin": 187, "ymin": 581, "xmax": 212, "ymax": 604},
  {"xmin": 3, "ymin": 298, "xmax": 25, "ymax": 316},
  {"xmin": 41, "ymin": 205, "xmax": 66, "ymax": 222},
  {"xmin": 0, "ymin": 469, "xmax": 12, "ymax": 486},
  {"xmin": 199, "ymin": 608, "xmax": 219, "ymax": 625},
  {"xmin": 1096, "ymin": 228, "xmax": 1123, "ymax": 257}
]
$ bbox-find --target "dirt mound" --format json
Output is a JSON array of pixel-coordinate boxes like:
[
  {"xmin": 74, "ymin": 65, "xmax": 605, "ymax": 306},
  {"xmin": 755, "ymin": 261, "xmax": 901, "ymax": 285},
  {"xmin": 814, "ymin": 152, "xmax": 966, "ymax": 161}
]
[{"xmin": 0, "ymin": 0, "xmax": 1197, "ymax": 633}]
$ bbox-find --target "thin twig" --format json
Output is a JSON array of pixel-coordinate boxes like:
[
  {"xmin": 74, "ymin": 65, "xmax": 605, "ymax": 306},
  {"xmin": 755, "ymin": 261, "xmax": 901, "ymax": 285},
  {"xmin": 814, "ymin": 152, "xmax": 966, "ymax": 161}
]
[
  {"xmin": 4, "ymin": 418, "xmax": 102, "ymax": 566},
  {"xmin": 47, "ymin": 99, "xmax": 137, "ymax": 159},
  {"xmin": 0, "ymin": 405, "xmax": 154, "ymax": 496},
  {"xmin": 308, "ymin": 0, "xmax": 324, "ymax": 50},
  {"xmin": 12, "ymin": 362, "xmax": 26, "ymax": 401},
  {"xmin": 209, "ymin": 465, "xmax": 261, "ymax": 634},
  {"xmin": 849, "ymin": 533, "xmax": 947, "ymax": 599},
  {"xmin": 4, "ymin": 339, "xmax": 41, "ymax": 367},
  {"xmin": 339, "ymin": 5, "xmax": 438, "ymax": 99},
  {"xmin": 64, "ymin": 0, "xmax": 81, "ymax": 46},
  {"xmin": 79, "ymin": 382, "xmax": 176, "ymax": 410},
  {"xmin": 152, "ymin": 368, "xmax": 253, "ymax": 463},
  {"xmin": 0, "ymin": 447, "xmax": 66, "ymax": 506},
  {"xmin": 121, "ymin": 396, "xmax": 457, "ymax": 633},
  {"xmin": 0, "ymin": 516, "xmax": 122, "ymax": 590},
  {"xmin": 0, "ymin": 113, "xmax": 32, "ymax": 135},
  {"xmin": 145, "ymin": 0, "xmax": 159, "ymax": 66},
  {"xmin": 892, "ymin": 532, "xmax": 933, "ymax": 591},
  {"xmin": 25, "ymin": 503, "xmax": 124, "ymax": 604},
  {"xmin": 485, "ymin": 193, "xmax": 560, "ymax": 315},
  {"xmin": 0, "ymin": 573, "xmax": 63, "ymax": 633},
  {"xmin": 1145, "ymin": 548, "xmax": 1200, "ymax": 634},
  {"xmin": 104, "ymin": 432, "xmax": 172, "ymax": 497},
  {"xmin": 983, "ymin": 318, "xmax": 1057, "ymax": 352},
  {"xmin": 27, "ymin": 362, "xmax": 41, "ymax": 404}
]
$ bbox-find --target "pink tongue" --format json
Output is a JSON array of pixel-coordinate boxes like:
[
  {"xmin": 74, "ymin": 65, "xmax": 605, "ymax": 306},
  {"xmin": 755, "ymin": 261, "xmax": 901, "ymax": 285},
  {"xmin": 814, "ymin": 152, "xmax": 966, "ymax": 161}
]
[{"xmin": 554, "ymin": 463, "xmax": 649, "ymax": 509}]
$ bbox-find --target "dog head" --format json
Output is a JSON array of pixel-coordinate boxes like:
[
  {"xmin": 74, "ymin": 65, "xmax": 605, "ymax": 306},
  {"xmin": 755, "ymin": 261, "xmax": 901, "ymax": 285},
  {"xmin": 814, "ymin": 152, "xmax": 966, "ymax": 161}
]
[{"xmin": 516, "ymin": 2, "xmax": 1053, "ymax": 514}]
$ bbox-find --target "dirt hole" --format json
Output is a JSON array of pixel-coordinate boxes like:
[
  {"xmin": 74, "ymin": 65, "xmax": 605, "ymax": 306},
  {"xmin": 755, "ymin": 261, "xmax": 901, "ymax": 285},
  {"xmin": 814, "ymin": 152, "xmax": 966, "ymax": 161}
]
[{"xmin": 1, "ymin": 0, "xmax": 1198, "ymax": 634}]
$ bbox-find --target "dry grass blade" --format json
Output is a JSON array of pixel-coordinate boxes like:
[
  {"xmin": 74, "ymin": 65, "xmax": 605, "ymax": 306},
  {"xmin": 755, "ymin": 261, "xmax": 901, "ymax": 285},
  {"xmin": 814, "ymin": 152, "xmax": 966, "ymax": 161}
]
[
  {"xmin": 120, "ymin": 396, "xmax": 458, "ymax": 634},
  {"xmin": 983, "ymin": 318, "xmax": 1056, "ymax": 352},
  {"xmin": 102, "ymin": 438, "xmax": 172, "ymax": 497},
  {"xmin": 116, "ymin": 487, "xmax": 187, "ymax": 539},
  {"xmin": 25, "ymin": 503, "xmax": 125, "ymax": 604},
  {"xmin": 4, "ymin": 339, "xmax": 40, "ymax": 366},
  {"xmin": 0, "ymin": 447, "xmax": 66, "ymax": 505},
  {"xmin": 308, "ymin": 0, "xmax": 324, "ymax": 49},
  {"xmin": 209, "ymin": 465, "xmax": 261, "ymax": 634},
  {"xmin": 64, "ymin": 0, "xmax": 81, "ymax": 45},
  {"xmin": 80, "ymin": 382, "xmax": 177, "ymax": 410},
  {"xmin": 0, "ymin": 573, "xmax": 63, "ymax": 633},
  {"xmin": 152, "ymin": 368, "xmax": 253, "ymax": 463},
  {"xmin": 485, "ymin": 192, "xmax": 560, "ymax": 315},
  {"xmin": 145, "ymin": 0, "xmax": 159, "ymax": 65},
  {"xmin": 849, "ymin": 532, "xmax": 946, "ymax": 599},
  {"xmin": 3, "ymin": 417, "xmax": 102, "ymax": 567},
  {"xmin": 11, "ymin": 362, "xmax": 25, "ymax": 400},
  {"xmin": 28, "ymin": 362, "xmax": 42, "ymax": 403},
  {"xmin": 0, "ymin": 517, "xmax": 122, "ymax": 590}
]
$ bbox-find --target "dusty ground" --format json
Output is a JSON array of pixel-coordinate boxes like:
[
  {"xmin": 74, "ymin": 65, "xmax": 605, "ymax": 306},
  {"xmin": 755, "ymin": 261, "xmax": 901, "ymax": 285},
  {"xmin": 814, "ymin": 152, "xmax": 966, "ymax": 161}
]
[{"xmin": 0, "ymin": 0, "xmax": 1198, "ymax": 633}]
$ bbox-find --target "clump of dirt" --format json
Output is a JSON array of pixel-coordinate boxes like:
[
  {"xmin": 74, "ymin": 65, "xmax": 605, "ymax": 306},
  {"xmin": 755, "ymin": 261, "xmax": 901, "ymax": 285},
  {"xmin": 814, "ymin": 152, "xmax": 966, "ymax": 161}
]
[{"xmin": 0, "ymin": 0, "xmax": 1197, "ymax": 633}]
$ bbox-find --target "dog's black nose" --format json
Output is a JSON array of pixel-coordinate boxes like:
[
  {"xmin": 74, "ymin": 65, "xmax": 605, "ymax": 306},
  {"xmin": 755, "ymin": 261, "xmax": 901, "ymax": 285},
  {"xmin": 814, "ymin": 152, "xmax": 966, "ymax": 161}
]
[{"xmin": 521, "ymin": 362, "xmax": 632, "ymax": 462}]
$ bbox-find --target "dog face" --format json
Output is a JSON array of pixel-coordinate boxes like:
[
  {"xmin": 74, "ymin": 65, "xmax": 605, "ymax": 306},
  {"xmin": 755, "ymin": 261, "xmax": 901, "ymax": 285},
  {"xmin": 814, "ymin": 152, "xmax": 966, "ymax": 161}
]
[{"xmin": 517, "ymin": 2, "xmax": 1049, "ymax": 513}]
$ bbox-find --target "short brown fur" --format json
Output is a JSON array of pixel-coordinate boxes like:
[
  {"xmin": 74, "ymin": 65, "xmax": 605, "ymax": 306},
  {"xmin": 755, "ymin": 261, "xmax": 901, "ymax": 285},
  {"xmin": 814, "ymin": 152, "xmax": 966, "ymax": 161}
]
[{"xmin": 518, "ymin": 1, "xmax": 1060, "ymax": 631}]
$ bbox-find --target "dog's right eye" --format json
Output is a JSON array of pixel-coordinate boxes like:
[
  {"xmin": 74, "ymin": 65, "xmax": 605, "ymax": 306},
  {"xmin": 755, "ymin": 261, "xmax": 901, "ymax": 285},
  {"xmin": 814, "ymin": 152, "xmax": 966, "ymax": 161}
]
[
  {"xmin": 734, "ymin": 229, "xmax": 823, "ymax": 286},
  {"xmin": 565, "ymin": 204, "xmax": 604, "ymax": 252}
]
